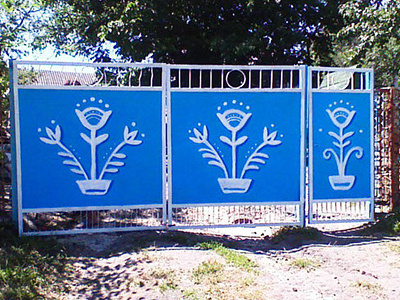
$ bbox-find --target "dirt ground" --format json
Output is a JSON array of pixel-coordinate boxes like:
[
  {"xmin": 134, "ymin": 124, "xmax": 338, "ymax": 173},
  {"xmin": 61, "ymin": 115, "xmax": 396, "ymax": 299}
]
[{"xmin": 56, "ymin": 224, "xmax": 400, "ymax": 300}]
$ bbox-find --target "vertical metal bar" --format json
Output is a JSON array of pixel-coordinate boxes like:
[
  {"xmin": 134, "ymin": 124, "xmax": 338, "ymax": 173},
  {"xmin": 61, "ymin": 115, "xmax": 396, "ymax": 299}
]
[
  {"xmin": 369, "ymin": 71, "xmax": 375, "ymax": 220},
  {"xmin": 189, "ymin": 69, "xmax": 192, "ymax": 88},
  {"xmin": 9, "ymin": 60, "xmax": 24, "ymax": 235},
  {"xmin": 128, "ymin": 68, "xmax": 132, "ymax": 87},
  {"xmin": 361, "ymin": 72, "xmax": 364, "ymax": 90},
  {"xmin": 280, "ymin": 70, "xmax": 283, "ymax": 89},
  {"xmin": 199, "ymin": 69, "xmax": 202, "ymax": 88},
  {"xmin": 221, "ymin": 70, "xmax": 224, "ymax": 88},
  {"xmin": 210, "ymin": 70, "xmax": 213, "ymax": 88},
  {"xmin": 165, "ymin": 65, "xmax": 172, "ymax": 227},
  {"xmin": 290, "ymin": 70, "xmax": 293, "ymax": 89},
  {"xmin": 270, "ymin": 70, "xmax": 273, "ymax": 89},
  {"xmin": 248, "ymin": 70, "xmax": 252, "ymax": 89},
  {"xmin": 259, "ymin": 70, "xmax": 262, "ymax": 88},
  {"xmin": 300, "ymin": 65, "xmax": 307, "ymax": 227}
]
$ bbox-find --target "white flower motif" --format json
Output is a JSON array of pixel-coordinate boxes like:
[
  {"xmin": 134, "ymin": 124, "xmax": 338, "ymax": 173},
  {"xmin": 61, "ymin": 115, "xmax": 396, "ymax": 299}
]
[
  {"xmin": 75, "ymin": 107, "xmax": 112, "ymax": 131},
  {"xmin": 216, "ymin": 109, "xmax": 252, "ymax": 133},
  {"xmin": 326, "ymin": 107, "xmax": 355, "ymax": 129}
]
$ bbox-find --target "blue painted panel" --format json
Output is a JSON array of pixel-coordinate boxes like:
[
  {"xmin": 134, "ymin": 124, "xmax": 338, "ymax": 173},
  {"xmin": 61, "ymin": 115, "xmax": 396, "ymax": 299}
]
[
  {"xmin": 18, "ymin": 89, "xmax": 163, "ymax": 209},
  {"xmin": 171, "ymin": 92, "xmax": 302, "ymax": 204},
  {"xmin": 312, "ymin": 92, "xmax": 372, "ymax": 200}
]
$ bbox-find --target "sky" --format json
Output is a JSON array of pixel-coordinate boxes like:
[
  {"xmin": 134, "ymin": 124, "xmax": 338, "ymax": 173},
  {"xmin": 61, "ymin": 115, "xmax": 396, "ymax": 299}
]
[{"xmin": 15, "ymin": 41, "xmax": 124, "ymax": 72}]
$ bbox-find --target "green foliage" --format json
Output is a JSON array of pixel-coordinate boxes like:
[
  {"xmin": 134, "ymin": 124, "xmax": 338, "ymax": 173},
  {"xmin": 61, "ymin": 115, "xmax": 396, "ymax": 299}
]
[
  {"xmin": 39, "ymin": 0, "xmax": 345, "ymax": 65},
  {"xmin": 0, "ymin": 222, "xmax": 70, "ymax": 299},
  {"xmin": 0, "ymin": 0, "xmax": 46, "ymax": 110},
  {"xmin": 289, "ymin": 258, "xmax": 320, "ymax": 269},
  {"xmin": 197, "ymin": 241, "xmax": 257, "ymax": 272},
  {"xmin": 334, "ymin": 0, "xmax": 400, "ymax": 87},
  {"xmin": 192, "ymin": 260, "xmax": 224, "ymax": 278}
]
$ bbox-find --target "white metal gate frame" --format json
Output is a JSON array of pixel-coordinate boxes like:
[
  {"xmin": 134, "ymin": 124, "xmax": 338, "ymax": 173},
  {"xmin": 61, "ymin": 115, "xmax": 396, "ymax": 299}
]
[
  {"xmin": 11, "ymin": 61, "xmax": 169, "ymax": 235},
  {"xmin": 10, "ymin": 61, "xmax": 375, "ymax": 235},
  {"xmin": 166, "ymin": 64, "xmax": 307, "ymax": 229},
  {"xmin": 307, "ymin": 66, "xmax": 375, "ymax": 224}
]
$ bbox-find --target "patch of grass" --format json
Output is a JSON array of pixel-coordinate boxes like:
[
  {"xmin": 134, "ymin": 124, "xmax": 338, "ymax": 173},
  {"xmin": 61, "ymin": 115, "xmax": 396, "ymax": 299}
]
[
  {"xmin": 182, "ymin": 289, "xmax": 200, "ymax": 300},
  {"xmin": 0, "ymin": 222, "xmax": 70, "ymax": 299},
  {"xmin": 353, "ymin": 280, "xmax": 382, "ymax": 291},
  {"xmin": 192, "ymin": 260, "xmax": 223, "ymax": 279},
  {"xmin": 159, "ymin": 281, "xmax": 177, "ymax": 292},
  {"xmin": 270, "ymin": 226, "xmax": 322, "ymax": 243},
  {"xmin": 388, "ymin": 242, "xmax": 400, "ymax": 253},
  {"xmin": 148, "ymin": 268, "xmax": 177, "ymax": 292},
  {"xmin": 150, "ymin": 268, "xmax": 173, "ymax": 279},
  {"xmin": 289, "ymin": 258, "xmax": 320, "ymax": 270},
  {"xmin": 240, "ymin": 289, "xmax": 264, "ymax": 300},
  {"xmin": 196, "ymin": 241, "xmax": 257, "ymax": 272},
  {"xmin": 240, "ymin": 276, "xmax": 255, "ymax": 287},
  {"xmin": 197, "ymin": 240, "xmax": 221, "ymax": 250}
]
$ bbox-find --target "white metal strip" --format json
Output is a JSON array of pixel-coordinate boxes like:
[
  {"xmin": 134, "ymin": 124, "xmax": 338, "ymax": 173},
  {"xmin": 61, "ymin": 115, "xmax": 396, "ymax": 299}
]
[
  {"xmin": 15, "ymin": 60, "xmax": 166, "ymax": 68},
  {"xmin": 22, "ymin": 225, "xmax": 167, "ymax": 236},
  {"xmin": 22, "ymin": 204, "xmax": 164, "ymax": 213},
  {"xmin": 169, "ymin": 88, "xmax": 303, "ymax": 92},
  {"xmin": 162, "ymin": 65, "xmax": 168, "ymax": 225},
  {"xmin": 17, "ymin": 85, "xmax": 163, "ymax": 91},
  {"xmin": 171, "ymin": 201, "xmax": 302, "ymax": 208},
  {"xmin": 171, "ymin": 223, "xmax": 302, "ymax": 230},
  {"xmin": 310, "ymin": 90, "xmax": 373, "ymax": 94},
  {"xmin": 310, "ymin": 198, "xmax": 373, "ymax": 203},
  {"xmin": 169, "ymin": 64, "xmax": 303, "ymax": 71}
]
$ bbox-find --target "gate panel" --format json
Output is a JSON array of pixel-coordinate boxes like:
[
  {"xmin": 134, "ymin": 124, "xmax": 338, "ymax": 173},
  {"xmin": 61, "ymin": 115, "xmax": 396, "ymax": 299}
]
[
  {"xmin": 309, "ymin": 67, "xmax": 374, "ymax": 223},
  {"xmin": 11, "ymin": 61, "xmax": 167, "ymax": 235},
  {"xmin": 169, "ymin": 66, "xmax": 306, "ymax": 227}
]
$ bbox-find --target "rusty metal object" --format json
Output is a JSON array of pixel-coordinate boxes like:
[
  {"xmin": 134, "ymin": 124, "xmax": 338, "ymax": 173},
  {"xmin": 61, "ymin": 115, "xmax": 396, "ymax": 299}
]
[{"xmin": 375, "ymin": 88, "xmax": 400, "ymax": 211}]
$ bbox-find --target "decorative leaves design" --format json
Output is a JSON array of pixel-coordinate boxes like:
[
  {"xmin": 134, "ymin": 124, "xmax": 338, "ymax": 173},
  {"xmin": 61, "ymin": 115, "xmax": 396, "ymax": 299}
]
[
  {"xmin": 189, "ymin": 125, "xmax": 229, "ymax": 178},
  {"xmin": 189, "ymin": 126, "xmax": 208, "ymax": 144},
  {"xmin": 99, "ymin": 126, "xmax": 142, "ymax": 179},
  {"xmin": 40, "ymin": 125, "xmax": 61, "ymax": 144},
  {"xmin": 220, "ymin": 135, "xmax": 248, "ymax": 146},
  {"xmin": 124, "ymin": 126, "xmax": 142, "ymax": 145},
  {"xmin": 40, "ymin": 125, "xmax": 89, "ymax": 179},
  {"xmin": 40, "ymin": 119, "xmax": 144, "ymax": 182},
  {"xmin": 190, "ymin": 123, "xmax": 282, "ymax": 180},
  {"xmin": 240, "ymin": 127, "xmax": 281, "ymax": 178}
]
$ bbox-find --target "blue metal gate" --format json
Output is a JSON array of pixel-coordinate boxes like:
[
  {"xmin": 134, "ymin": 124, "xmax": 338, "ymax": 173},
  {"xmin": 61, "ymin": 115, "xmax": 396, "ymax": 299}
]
[{"xmin": 10, "ymin": 61, "xmax": 374, "ymax": 235}]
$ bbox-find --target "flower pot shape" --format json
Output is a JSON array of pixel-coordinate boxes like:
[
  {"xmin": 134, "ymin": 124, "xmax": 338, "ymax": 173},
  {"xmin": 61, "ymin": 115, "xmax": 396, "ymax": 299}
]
[
  {"xmin": 76, "ymin": 179, "xmax": 112, "ymax": 195},
  {"xmin": 218, "ymin": 178, "xmax": 252, "ymax": 194},
  {"xmin": 328, "ymin": 175, "xmax": 355, "ymax": 191}
]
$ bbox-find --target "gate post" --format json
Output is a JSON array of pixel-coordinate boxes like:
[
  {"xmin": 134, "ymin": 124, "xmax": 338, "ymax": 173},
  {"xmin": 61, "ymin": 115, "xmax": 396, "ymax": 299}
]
[{"xmin": 389, "ymin": 88, "xmax": 400, "ymax": 210}]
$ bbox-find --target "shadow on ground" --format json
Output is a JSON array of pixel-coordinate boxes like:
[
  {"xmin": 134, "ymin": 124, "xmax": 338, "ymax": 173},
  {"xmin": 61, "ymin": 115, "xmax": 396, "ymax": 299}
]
[{"xmin": 57, "ymin": 222, "xmax": 400, "ymax": 259}]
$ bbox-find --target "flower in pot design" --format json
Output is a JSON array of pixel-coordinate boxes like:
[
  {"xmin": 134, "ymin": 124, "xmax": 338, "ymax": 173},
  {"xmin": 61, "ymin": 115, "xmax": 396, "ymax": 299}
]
[
  {"xmin": 190, "ymin": 101, "xmax": 281, "ymax": 194},
  {"xmin": 323, "ymin": 104, "xmax": 363, "ymax": 191},
  {"xmin": 40, "ymin": 97, "xmax": 143, "ymax": 195}
]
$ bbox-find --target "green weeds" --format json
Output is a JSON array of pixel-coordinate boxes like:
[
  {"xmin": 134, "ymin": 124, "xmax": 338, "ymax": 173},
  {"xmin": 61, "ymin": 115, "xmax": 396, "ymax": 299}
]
[
  {"xmin": 196, "ymin": 241, "xmax": 257, "ymax": 272},
  {"xmin": 0, "ymin": 223, "xmax": 69, "ymax": 299},
  {"xmin": 289, "ymin": 258, "xmax": 320, "ymax": 270},
  {"xmin": 353, "ymin": 280, "xmax": 382, "ymax": 291}
]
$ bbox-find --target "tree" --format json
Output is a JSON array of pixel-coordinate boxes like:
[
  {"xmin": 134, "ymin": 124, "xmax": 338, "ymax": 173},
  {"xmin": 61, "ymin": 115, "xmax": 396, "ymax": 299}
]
[
  {"xmin": 38, "ymin": 0, "xmax": 346, "ymax": 66},
  {"xmin": 0, "ymin": 0, "xmax": 45, "ymax": 105},
  {"xmin": 334, "ymin": 0, "xmax": 400, "ymax": 87}
]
